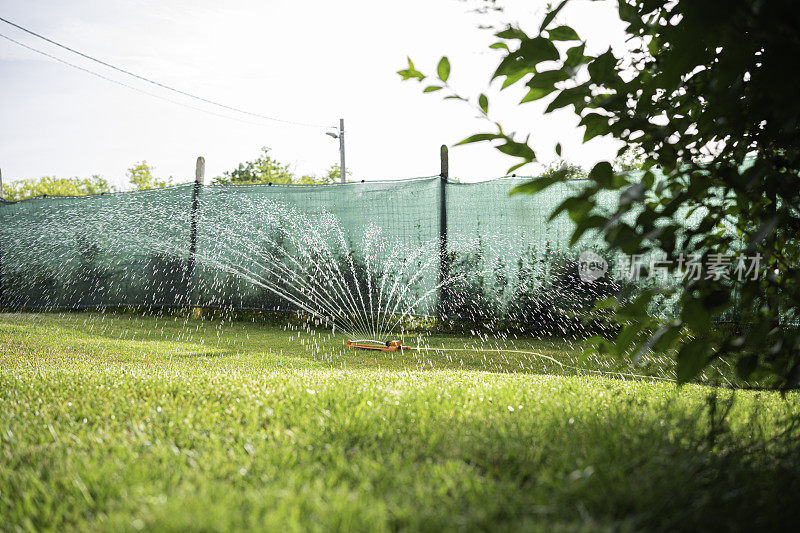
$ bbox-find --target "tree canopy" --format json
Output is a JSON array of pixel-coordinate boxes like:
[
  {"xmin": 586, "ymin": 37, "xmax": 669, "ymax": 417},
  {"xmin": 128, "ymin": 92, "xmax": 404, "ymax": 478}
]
[
  {"xmin": 127, "ymin": 161, "xmax": 172, "ymax": 191},
  {"xmin": 1, "ymin": 150, "xmax": 339, "ymax": 201},
  {"xmin": 401, "ymin": 0, "xmax": 800, "ymax": 388},
  {"xmin": 212, "ymin": 147, "xmax": 337, "ymax": 186},
  {"xmin": 1, "ymin": 175, "xmax": 114, "ymax": 201}
]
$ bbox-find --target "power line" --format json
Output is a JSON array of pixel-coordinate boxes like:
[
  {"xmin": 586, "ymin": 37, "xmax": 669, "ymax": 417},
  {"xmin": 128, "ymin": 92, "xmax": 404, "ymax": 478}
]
[
  {"xmin": 0, "ymin": 15, "xmax": 329, "ymax": 129},
  {"xmin": 0, "ymin": 31, "xmax": 278, "ymax": 127}
]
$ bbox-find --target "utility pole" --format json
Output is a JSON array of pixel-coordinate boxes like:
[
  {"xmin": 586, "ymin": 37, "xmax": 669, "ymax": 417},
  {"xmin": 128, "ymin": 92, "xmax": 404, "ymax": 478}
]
[
  {"xmin": 326, "ymin": 119, "xmax": 347, "ymax": 182},
  {"xmin": 338, "ymin": 118, "xmax": 346, "ymax": 183}
]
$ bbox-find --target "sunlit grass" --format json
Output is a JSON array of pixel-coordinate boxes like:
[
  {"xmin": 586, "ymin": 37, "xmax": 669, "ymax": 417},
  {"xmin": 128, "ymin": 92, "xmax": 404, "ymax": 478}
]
[{"xmin": 1, "ymin": 312, "xmax": 798, "ymax": 531}]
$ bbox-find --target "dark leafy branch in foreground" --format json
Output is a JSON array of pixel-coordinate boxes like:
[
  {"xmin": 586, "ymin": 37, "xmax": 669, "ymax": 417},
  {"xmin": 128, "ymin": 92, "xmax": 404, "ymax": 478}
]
[{"xmin": 400, "ymin": 0, "xmax": 800, "ymax": 389}]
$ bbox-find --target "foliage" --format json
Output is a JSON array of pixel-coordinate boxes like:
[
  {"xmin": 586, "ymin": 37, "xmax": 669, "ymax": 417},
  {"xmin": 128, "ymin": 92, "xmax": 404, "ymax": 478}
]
[
  {"xmin": 613, "ymin": 147, "xmax": 647, "ymax": 172},
  {"xmin": 401, "ymin": 0, "xmax": 800, "ymax": 389},
  {"xmin": 1, "ymin": 175, "xmax": 115, "ymax": 201},
  {"xmin": 539, "ymin": 160, "xmax": 586, "ymax": 181},
  {"xmin": 0, "ymin": 265, "xmax": 60, "ymax": 307},
  {"xmin": 140, "ymin": 252, "xmax": 191, "ymax": 307},
  {"xmin": 212, "ymin": 147, "xmax": 336, "ymax": 186},
  {"xmin": 1, "ymin": 161, "xmax": 173, "ymax": 199},
  {"xmin": 443, "ymin": 242, "xmax": 629, "ymax": 336},
  {"xmin": 127, "ymin": 161, "xmax": 172, "ymax": 190},
  {"xmin": 441, "ymin": 245, "xmax": 503, "ymax": 323},
  {"xmin": 69, "ymin": 233, "xmax": 117, "ymax": 306},
  {"xmin": 321, "ymin": 164, "xmax": 347, "ymax": 184},
  {"xmin": 2, "ymin": 312, "xmax": 800, "ymax": 530}
]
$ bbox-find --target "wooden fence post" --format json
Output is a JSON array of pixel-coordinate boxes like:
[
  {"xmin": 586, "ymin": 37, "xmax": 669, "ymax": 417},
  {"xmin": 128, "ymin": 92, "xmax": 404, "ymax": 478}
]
[
  {"xmin": 188, "ymin": 157, "xmax": 204, "ymax": 316},
  {"xmin": 437, "ymin": 145, "xmax": 449, "ymax": 323}
]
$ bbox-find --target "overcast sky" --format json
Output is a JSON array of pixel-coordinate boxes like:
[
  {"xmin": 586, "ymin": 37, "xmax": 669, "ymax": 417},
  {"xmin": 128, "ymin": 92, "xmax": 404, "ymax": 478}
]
[{"xmin": 0, "ymin": 0, "xmax": 627, "ymax": 188}]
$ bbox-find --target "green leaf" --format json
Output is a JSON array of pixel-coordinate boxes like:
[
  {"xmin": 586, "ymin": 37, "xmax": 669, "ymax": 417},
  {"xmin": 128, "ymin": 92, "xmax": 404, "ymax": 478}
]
[
  {"xmin": 423, "ymin": 86, "xmax": 443, "ymax": 93},
  {"xmin": 580, "ymin": 113, "xmax": 611, "ymax": 141},
  {"xmin": 605, "ymin": 225, "xmax": 642, "ymax": 253},
  {"xmin": 588, "ymin": 161, "xmax": 614, "ymax": 187},
  {"xmin": 437, "ymin": 57, "xmax": 451, "ymax": 82},
  {"xmin": 478, "ymin": 94, "xmax": 489, "ymax": 114},
  {"xmin": 702, "ymin": 289, "xmax": 731, "ymax": 313},
  {"xmin": 545, "ymin": 85, "xmax": 589, "ymax": 113},
  {"xmin": 616, "ymin": 323, "xmax": 642, "ymax": 354},
  {"xmin": 507, "ymin": 161, "xmax": 531, "ymax": 173},
  {"xmin": 549, "ymin": 196, "xmax": 593, "ymax": 222},
  {"xmin": 735, "ymin": 354, "xmax": 758, "ymax": 380},
  {"xmin": 642, "ymin": 170, "xmax": 655, "ymax": 189},
  {"xmin": 681, "ymin": 298, "xmax": 712, "ymax": 331},
  {"xmin": 527, "ymin": 69, "xmax": 570, "ymax": 89},
  {"xmin": 653, "ymin": 324, "xmax": 682, "ymax": 352},
  {"xmin": 593, "ymin": 297, "xmax": 618, "ymax": 311},
  {"xmin": 510, "ymin": 176, "xmax": 561, "ymax": 195},
  {"xmin": 398, "ymin": 57, "xmax": 425, "ymax": 81},
  {"xmin": 497, "ymin": 140, "xmax": 536, "ymax": 161},
  {"xmin": 455, "ymin": 133, "xmax": 503, "ymax": 146},
  {"xmin": 548, "ymin": 25, "xmax": 580, "ymax": 41},
  {"xmin": 565, "ymin": 43, "xmax": 587, "ymax": 68},
  {"xmin": 489, "ymin": 42, "xmax": 509, "ymax": 51},
  {"xmin": 501, "ymin": 69, "xmax": 529, "ymax": 89},
  {"xmin": 648, "ymin": 35, "xmax": 661, "ymax": 56},
  {"xmin": 555, "ymin": 142, "xmax": 562, "ymax": 156},
  {"xmin": 521, "ymin": 86, "xmax": 557, "ymax": 103},
  {"xmin": 587, "ymin": 49, "xmax": 618, "ymax": 85},
  {"xmin": 397, "ymin": 69, "xmax": 425, "ymax": 81},
  {"xmin": 493, "ymin": 38, "xmax": 560, "ymax": 81},
  {"xmin": 570, "ymin": 215, "xmax": 605, "ymax": 245},
  {"xmin": 539, "ymin": 0, "xmax": 569, "ymax": 32},
  {"xmin": 676, "ymin": 338, "xmax": 710, "ymax": 384},
  {"xmin": 496, "ymin": 27, "xmax": 529, "ymax": 41},
  {"xmin": 518, "ymin": 37, "xmax": 560, "ymax": 64}
]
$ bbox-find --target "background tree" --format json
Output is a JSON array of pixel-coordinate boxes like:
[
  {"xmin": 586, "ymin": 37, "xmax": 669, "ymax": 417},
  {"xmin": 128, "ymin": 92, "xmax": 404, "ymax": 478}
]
[
  {"xmin": 212, "ymin": 147, "xmax": 293, "ymax": 185},
  {"xmin": 127, "ymin": 161, "xmax": 172, "ymax": 190},
  {"xmin": 1, "ymin": 175, "xmax": 115, "ymax": 201},
  {"xmin": 401, "ymin": 0, "xmax": 800, "ymax": 388},
  {"xmin": 315, "ymin": 164, "xmax": 348, "ymax": 184},
  {"xmin": 538, "ymin": 160, "xmax": 586, "ymax": 181},
  {"xmin": 213, "ymin": 147, "xmax": 339, "ymax": 185}
]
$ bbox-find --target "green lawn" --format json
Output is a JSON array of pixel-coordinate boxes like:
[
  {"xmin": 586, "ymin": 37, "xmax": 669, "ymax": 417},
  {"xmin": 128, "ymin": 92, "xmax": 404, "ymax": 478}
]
[{"xmin": 1, "ymin": 312, "xmax": 799, "ymax": 531}]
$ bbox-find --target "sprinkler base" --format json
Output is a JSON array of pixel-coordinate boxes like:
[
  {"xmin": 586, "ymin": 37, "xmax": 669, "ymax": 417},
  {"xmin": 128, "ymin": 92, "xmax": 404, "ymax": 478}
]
[{"xmin": 346, "ymin": 340, "xmax": 406, "ymax": 352}]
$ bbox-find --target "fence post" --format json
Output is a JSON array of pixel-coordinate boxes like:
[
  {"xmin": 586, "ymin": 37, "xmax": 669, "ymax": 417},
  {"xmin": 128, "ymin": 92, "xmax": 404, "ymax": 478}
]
[
  {"xmin": 188, "ymin": 156, "xmax": 204, "ymax": 314},
  {"xmin": 437, "ymin": 145, "xmax": 449, "ymax": 322}
]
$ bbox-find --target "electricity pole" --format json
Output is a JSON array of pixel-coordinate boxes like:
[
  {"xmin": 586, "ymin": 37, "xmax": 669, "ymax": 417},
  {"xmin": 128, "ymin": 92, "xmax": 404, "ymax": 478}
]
[
  {"xmin": 327, "ymin": 118, "xmax": 346, "ymax": 183},
  {"xmin": 338, "ymin": 118, "xmax": 346, "ymax": 183}
]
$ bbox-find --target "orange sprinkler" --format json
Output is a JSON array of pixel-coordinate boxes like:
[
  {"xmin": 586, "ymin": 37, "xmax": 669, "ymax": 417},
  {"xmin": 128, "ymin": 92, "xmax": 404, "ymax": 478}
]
[{"xmin": 346, "ymin": 339, "xmax": 408, "ymax": 352}]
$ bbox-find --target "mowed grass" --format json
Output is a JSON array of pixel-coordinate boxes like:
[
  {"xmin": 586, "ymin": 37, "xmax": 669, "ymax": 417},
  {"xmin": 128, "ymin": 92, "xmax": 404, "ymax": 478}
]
[{"xmin": 1, "ymin": 312, "xmax": 799, "ymax": 532}]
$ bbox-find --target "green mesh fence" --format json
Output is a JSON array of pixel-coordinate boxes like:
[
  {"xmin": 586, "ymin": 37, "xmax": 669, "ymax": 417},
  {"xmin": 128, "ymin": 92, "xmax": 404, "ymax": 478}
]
[
  {"xmin": 0, "ymin": 175, "xmax": 736, "ymax": 329},
  {"xmin": 0, "ymin": 178, "xmax": 442, "ymax": 314}
]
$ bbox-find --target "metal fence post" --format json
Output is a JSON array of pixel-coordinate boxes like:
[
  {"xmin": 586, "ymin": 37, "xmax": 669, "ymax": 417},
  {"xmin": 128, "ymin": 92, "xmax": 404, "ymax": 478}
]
[
  {"xmin": 188, "ymin": 156, "xmax": 204, "ymax": 312},
  {"xmin": 438, "ymin": 145, "xmax": 449, "ymax": 322}
]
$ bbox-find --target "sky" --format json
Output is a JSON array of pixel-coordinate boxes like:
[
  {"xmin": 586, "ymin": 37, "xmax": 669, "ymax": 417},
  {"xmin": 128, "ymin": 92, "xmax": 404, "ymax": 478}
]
[{"xmin": 0, "ymin": 0, "xmax": 628, "ymax": 189}]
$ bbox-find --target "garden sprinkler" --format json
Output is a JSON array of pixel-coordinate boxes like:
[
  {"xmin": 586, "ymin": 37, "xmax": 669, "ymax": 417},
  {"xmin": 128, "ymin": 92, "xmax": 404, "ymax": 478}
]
[{"xmin": 346, "ymin": 339, "xmax": 409, "ymax": 352}]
